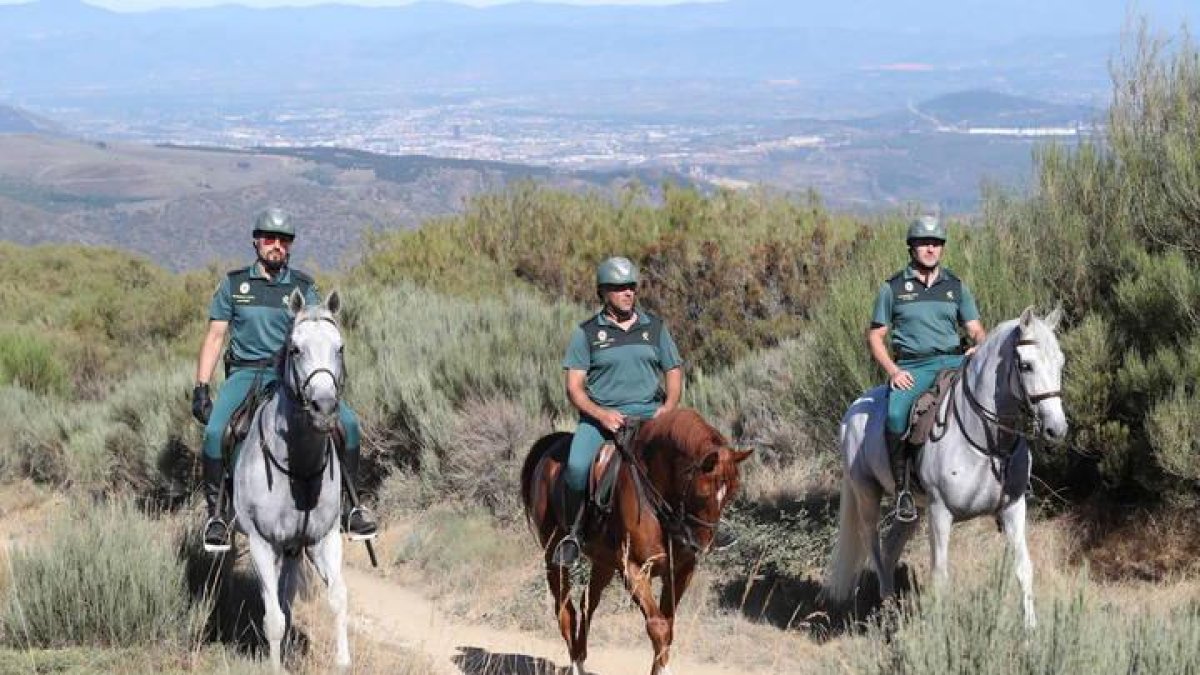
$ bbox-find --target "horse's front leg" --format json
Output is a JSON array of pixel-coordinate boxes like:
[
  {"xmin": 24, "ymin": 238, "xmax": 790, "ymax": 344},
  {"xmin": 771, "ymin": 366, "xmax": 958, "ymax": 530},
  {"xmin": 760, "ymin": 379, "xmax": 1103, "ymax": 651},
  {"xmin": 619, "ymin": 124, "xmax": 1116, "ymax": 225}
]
[
  {"xmin": 927, "ymin": 500, "xmax": 953, "ymax": 588},
  {"xmin": 309, "ymin": 527, "xmax": 350, "ymax": 668},
  {"xmin": 1001, "ymin": 496, "xmax": 1037, "ymax": 628},
  {"xmin": 574, "ymin": 562, "xmax": 616, "ymax": 673},
  {"xmin": 246, "ymin": 534, "xmax": 286, "ymax": 671},
  {"xmin": 622, "ymin": 551, "xmax": 672, "ymax": 675},
  {"xmin": 880, "ymin": 515, "xmax": 920, "ymax": 599}
]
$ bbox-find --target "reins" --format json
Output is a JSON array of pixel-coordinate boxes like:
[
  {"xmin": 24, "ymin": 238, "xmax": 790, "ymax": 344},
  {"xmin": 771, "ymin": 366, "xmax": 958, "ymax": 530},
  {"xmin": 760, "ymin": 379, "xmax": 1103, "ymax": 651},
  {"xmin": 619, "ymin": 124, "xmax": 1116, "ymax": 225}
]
[{"xmin": 621, "ymin": 434, "xmax": 721, "ymax": 555}]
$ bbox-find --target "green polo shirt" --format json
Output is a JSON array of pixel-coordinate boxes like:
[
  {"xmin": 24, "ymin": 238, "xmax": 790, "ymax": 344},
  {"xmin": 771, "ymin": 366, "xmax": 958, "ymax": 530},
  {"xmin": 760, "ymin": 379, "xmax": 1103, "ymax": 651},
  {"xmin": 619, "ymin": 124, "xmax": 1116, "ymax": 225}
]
[
  {"xmin": 871, "ymin": 265, "xmax": 979, "ymax": 362},
  {"xmin": 562, "ymin": 309, "xmax": 683, "ymax": 409},
  {"xmin": 209, "ymin": 263, "xmax": 320, "ymax": 364}
]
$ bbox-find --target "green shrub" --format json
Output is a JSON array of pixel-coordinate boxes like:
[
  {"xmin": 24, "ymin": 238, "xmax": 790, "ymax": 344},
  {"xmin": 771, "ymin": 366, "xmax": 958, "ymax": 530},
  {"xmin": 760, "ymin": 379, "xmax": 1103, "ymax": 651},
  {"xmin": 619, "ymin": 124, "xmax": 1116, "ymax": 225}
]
[
  {"xmin": 0, "ymin": 500, "xmax": 195, "ymax": 648},
  {"xmin": 846, "ymin": 563, "xmax": 1200, "ymax": 674},
  {"xmin": 0, "ymin": 329, "xmax": 68, "ymax": 396}
]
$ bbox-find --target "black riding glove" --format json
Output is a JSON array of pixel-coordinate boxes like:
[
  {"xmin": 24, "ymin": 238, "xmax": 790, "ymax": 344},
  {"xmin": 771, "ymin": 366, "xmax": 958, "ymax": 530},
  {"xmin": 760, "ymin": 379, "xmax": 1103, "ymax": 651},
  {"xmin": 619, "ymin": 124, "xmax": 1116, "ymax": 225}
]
[{"xmin": 192, "ymin": 383, "xmax": 213, "ymax": 425}]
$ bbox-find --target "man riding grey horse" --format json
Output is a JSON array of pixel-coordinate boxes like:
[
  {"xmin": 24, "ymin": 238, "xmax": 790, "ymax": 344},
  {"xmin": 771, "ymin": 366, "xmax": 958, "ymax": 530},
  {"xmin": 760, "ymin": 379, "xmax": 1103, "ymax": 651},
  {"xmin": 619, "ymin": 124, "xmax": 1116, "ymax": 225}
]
[
  {"xmin": 866, "ymin": 215, "xmax": 987, "ymax": 521},
  {"xmin": 191, "ymin": 208, "xmax": 377, "ymax": 552}
]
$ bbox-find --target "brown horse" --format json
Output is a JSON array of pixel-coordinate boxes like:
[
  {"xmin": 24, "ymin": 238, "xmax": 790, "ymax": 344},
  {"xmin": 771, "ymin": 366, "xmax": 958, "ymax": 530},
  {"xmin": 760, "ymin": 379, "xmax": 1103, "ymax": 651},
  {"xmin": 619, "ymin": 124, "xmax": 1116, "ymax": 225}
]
[{"xmin": 520, "ymin": 408, "xmax": 752, "ymax": 675}]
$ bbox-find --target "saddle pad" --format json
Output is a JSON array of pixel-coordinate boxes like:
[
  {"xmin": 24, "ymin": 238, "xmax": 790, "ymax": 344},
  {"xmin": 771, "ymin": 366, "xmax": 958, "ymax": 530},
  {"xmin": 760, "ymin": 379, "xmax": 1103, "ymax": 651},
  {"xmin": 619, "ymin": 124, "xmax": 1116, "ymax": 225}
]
[{"xmin": 906, "ymin": 368, "xmax": 959, "ymax": 446}]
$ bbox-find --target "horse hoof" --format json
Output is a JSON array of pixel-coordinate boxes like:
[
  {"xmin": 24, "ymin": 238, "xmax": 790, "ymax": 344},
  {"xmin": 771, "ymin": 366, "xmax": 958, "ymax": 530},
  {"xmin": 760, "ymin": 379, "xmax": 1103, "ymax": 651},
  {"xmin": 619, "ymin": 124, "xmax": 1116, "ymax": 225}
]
[{"xmin": 569, "ymin": 662, "xmax": 585, "ymax": 675}]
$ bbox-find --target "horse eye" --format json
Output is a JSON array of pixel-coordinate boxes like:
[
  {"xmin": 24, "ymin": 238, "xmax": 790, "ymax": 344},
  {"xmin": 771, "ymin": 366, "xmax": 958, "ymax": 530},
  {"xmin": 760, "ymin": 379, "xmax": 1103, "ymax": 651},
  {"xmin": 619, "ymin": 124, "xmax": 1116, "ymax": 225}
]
[
  {"xmin": 290, "ymin": 345, "xmax": 301, "ymax": 356},
  {"xmin": 1019, "ymin": 361, "xmax": 1033, "ymax": 373}
]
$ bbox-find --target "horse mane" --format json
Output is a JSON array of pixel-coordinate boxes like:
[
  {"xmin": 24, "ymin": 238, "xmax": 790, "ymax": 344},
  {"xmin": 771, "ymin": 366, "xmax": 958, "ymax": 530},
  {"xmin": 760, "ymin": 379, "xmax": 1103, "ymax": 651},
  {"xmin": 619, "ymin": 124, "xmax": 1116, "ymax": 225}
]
[{"xmin": 634, "ymin": 409, "xmax": 727, "ymax": 462}]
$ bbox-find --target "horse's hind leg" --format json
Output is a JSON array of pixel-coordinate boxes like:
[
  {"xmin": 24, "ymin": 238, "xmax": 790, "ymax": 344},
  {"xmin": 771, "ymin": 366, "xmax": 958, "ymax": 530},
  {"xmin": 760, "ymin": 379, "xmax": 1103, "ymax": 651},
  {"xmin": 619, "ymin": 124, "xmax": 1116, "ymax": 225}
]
[
  {"xmin": 1001, "ymin": 497, "xmax": 1037, "ymax": 629},
  {"xmin": 545, "ymin": 558, "xmax": 580, "ymax": 671},
  {"xmin": 309, "ymin": 529, "xmax": 351, "ymax": 668},
  {"xmin": 246, "ymin": 535, "xmax": 286, "ymax": 671},
  {"xmin": 881, "ymin": 516, "xmax": 919, "ymax": 598}
]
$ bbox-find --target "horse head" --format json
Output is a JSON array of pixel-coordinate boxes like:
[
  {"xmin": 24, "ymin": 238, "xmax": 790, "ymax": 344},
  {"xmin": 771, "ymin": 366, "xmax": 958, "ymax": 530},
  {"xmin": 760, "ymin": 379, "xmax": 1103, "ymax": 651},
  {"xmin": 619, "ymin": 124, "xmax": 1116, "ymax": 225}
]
[
  {"xmin": 284, "ymin": 289, "xmax": 346, "ymax": 433},
  {"xmin": 1015, "ymin": 305, "xmax": 1068, "ymax": 444},
  {"xmin": 638, "ymin": 409, "xmax": 753, "ymax": 553}
]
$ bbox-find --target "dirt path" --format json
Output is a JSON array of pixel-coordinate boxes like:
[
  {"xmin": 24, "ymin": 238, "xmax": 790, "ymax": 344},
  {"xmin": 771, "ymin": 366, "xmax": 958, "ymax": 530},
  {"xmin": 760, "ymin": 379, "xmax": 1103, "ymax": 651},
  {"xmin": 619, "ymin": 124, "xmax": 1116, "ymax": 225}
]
[{"xmin": 342, "ymin": 564, "xmax": 758, "ymax": 675}]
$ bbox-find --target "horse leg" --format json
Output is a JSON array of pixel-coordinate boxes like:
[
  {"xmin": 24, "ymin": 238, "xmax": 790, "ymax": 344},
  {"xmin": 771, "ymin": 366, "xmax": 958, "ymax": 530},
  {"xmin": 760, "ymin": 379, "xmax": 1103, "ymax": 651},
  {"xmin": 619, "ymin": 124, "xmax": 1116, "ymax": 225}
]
[
  {"xmin": 573, "ymin": 562, "xmax": 616, "ymax": 674},
  {"xmin": 622, "ymin": 554, "xmax": 672, "ymax": 675},
  {"xmin": 1001, "ymin": 496, "xmax": 1037, "ymax": 629},
  {"xmin": 927, "ymin": 500, "xmax": 953, "ymax": 589},
  {"xmin": 246, "ymin": 535, "xmax": 286, "ymax": 671},
  {"xmin": 279, "ymin": 553, "xmax": 301, "ymax": 658},
  {"xmin": 545, "ymin": 558, "xmax": 579, "ymax": 669},
  {"xmin": 309, "ymin": 528, "xmax": 351, "ymax": 668},
  {"xmin": 881, "ymin": 516, "xmax": 920, "ymax": 599},
  {"xmin": 656, "ymin": 555, "xmax": 695, "ymax": 673}
]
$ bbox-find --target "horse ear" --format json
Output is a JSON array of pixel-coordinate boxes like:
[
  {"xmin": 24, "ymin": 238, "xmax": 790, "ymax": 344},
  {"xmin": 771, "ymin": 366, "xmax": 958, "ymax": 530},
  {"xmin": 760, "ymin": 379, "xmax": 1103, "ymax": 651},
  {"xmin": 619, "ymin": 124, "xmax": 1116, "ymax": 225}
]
[
  {"xmin": 326, "ymin": 290, "xmax": 342, "ymax": 316},
  {"xmin": 1019, "ymin": 305, "xmax": 1035, "ymax": 331},
  {"xmin": 700, "ymin": 451, "xmax": 719, "ymax": 473},
  {"xmin": 730, "ymin": 448, "xmax": 753, "ymax": 464},
  {"xmin": 288, "ymin": 288, "xmax": 306, "ymax": 315},
  {"xmin": 1045, "ymin": 305, "xmax": 1064, "ymax": 331}
]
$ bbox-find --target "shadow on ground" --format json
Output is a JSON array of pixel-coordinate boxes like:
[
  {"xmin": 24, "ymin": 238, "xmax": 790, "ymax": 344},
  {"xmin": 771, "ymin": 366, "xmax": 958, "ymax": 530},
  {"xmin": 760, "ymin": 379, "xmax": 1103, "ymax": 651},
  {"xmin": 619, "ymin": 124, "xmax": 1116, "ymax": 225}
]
[
  {"xmin": 453, "ymin": 646, "xmax": 566, "ymax": 675},
  {"xmin": 719, "ymin": 565, "xmax": 918, "ymax": 640},
  {"xmin": 181, "ymin": 529, "xmax": 313, "ymax": 663}
]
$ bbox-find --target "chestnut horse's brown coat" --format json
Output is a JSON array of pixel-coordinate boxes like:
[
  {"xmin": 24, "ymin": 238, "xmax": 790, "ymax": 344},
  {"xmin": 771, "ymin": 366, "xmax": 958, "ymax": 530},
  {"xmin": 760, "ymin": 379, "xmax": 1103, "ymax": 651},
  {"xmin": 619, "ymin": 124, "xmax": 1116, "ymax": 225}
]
[{"xmin": 521, "ymin": 408, "xmax": 751, "ymax": 675}]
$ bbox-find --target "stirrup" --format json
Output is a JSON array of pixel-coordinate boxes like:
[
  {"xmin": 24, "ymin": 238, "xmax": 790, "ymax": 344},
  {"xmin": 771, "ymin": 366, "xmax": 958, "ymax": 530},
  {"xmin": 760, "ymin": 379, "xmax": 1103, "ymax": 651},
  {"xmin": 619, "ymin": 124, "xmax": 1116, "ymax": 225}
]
[
  {"xmin": 551, "ymin": 534, "xmax": 582, "ymax": 568},
  {"xmin": 894, "ymin": 491, "xmax": 918, "ymax": 523},
  {"xmin": 203, "ymin": 517, "xmax": 231, "ymax": 554},
  {"xmin": 345, "ymin": 506, "xmax": 378, "ymax": 542}
]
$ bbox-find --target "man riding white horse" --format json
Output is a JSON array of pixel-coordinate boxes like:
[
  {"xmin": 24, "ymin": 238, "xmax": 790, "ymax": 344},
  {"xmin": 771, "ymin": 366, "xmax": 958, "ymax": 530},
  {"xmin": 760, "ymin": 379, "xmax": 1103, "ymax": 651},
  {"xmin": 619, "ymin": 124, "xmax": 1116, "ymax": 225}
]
[
  {"xmin": 191, "ymin": 208, "xmax": 377, "ymax": 552},
  {"xmin": 867, "ymin": 215, "xmax": 987, "ymax": 521}
]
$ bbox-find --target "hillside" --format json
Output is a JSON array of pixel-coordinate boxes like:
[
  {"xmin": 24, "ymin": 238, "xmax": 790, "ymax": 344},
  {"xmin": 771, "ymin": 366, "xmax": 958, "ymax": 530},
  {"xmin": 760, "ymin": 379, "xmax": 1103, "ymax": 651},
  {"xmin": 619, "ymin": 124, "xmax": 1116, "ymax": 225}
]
[
  {"xmin": 0, "ymin": 104, "xmax": 61, "ymax": 135},
  {"xmin": 0, "ymin": 134, "xmax": 683, "ymax": 271}
]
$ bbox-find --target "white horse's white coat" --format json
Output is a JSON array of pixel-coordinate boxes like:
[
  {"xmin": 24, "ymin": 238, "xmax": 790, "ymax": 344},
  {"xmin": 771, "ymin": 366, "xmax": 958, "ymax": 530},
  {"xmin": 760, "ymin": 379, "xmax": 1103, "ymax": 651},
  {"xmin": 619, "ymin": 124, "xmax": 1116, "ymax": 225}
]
[
  {"xmin": 234, "ymin": 290, "xmax": 350, "ymax": 670},
  {"xmin": 824, "ymin": 307, "xmax": 1067, "ymax": 627}
]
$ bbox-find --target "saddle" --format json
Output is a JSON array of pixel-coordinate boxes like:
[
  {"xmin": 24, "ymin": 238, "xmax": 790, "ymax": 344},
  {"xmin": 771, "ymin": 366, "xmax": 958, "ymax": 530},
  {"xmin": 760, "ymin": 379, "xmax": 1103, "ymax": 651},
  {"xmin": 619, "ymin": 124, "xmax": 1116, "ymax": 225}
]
[
  {"xmin": 554, "ymin": 417, "xmax": 647, "ymax": 533},
  {"xmin": 904, "ymin": 368, "xmax": 960, "ymax": 447}
]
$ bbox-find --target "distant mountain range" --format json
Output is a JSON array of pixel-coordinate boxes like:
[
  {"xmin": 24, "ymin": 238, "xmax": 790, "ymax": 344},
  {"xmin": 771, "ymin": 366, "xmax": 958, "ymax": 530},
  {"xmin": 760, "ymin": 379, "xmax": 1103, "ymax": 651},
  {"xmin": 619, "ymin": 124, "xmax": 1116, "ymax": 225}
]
[
  {"xmin": 0, "ymin": 105, "xmax": 62, "ymax": 135},
  {"xmin": 1, "ymin": 0, "xmax": 1192, "ymax": 113}
]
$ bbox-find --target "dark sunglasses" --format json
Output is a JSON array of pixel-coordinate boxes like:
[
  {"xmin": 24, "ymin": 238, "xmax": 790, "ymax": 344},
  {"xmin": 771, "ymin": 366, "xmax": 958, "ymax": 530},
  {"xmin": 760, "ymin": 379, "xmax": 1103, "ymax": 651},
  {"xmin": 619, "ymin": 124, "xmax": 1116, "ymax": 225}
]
[
  {"xmin": 600, "ymin": 283, "xmax": 638, "ymax": 293},
  {"xmin": 258, "ymin": 234, "xmax": 294, "ymax": 245}
]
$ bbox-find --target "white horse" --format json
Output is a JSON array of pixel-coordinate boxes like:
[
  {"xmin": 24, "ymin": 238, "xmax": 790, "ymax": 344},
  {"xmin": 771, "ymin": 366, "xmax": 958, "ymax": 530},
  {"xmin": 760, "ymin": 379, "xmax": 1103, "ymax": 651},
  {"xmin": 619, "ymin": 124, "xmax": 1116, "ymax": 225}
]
[
  {"xmin": 823, "ymin": 307, "xmax": 1068, "ymax": 627},
  {"xmin": 234, "ymin": 289, "xmax": 350, "ymax": 670}
]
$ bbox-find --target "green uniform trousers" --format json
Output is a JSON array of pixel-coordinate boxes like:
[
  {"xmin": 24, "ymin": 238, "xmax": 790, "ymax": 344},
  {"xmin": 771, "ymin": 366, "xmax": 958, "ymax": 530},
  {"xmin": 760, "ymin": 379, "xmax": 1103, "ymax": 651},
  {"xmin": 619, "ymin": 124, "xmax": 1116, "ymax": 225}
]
[
  {"xmin": 887, "ymin": 354, "xmax": 964, "ymax": 436},
  {"xmin": 565, "ymin": 403, "xmax": 660, "ymax": 493}
]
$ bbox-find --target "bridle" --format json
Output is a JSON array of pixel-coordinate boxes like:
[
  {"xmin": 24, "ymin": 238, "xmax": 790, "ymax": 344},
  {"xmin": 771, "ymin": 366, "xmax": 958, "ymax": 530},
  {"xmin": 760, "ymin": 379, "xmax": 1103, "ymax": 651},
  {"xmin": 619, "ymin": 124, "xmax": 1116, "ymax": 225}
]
[
  {"xmin": 257, "ymin": 312, "xmax": 344, "ymax": 491},
  {"xmin": 284, "ymin": 314, "xmax": 346, "ymax": 416},
  {"xmin": 628, "ymin": 446, "xmax": 724, "ymax": 555},
  {"xmin": 950, "ymin": 334, "xmax": 1063, "ymax": 454}
]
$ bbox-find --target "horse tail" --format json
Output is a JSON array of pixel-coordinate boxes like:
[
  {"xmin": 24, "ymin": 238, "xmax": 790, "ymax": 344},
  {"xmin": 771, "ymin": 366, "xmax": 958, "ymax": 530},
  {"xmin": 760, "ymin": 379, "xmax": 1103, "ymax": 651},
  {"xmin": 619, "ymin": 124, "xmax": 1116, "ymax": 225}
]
[
  {"xmin": 821, "ymin": 466, "xmax": 868, "ymax": 607},
  {"xmin": 520, "ymin": 431, "xmax": 571, "ymax": 530}
]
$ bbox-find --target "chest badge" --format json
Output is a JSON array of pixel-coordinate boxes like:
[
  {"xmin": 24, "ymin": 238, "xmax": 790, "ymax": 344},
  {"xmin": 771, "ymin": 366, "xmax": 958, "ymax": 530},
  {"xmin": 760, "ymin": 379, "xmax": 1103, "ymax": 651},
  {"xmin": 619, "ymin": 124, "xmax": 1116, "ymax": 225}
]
[
  {"xmin": 597, "ymin": 330, "xmax": 607, "ymax": 341},
  {"xmin": 642, "ymin": 331, "xmax": 650, "ymax": 341},
  {"xmin": 947, "ymin": 290, "xmax": 955, "ymax": 300},
  {"xmin": 239, "ymin": 282, "xmax": 251, "ymax": 294},
  {"xmin": 904, "ymin": 281, "xmax": 914, "ymax": 292}
]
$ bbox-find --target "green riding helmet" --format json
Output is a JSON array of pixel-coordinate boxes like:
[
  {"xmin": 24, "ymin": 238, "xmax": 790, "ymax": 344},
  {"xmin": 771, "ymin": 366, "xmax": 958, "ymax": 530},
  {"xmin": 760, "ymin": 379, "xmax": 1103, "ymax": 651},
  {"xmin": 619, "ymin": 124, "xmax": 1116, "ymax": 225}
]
[
  {"xmin": 252, "ymin": 208, "xmax": 296, "ymax": 239},
  {"xmin": 906, "ymin": 215, "xmax": 947, "ymax": 243},
  {"xmin": 596, "ymin": 256, "xmax": 639, "ymax": 287}
]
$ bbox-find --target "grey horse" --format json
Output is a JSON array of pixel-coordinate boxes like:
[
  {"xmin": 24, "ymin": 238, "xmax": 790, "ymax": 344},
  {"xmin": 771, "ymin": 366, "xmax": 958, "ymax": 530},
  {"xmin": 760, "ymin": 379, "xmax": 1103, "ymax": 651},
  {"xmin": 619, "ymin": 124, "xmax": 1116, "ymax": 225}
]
[
  {"xmin": 233, "ymin": 289, "xmax": 350, "ymax": 670},
  {"xmin": 824, "ymin": 307, "xmax": 1068, "ymax": 628}
]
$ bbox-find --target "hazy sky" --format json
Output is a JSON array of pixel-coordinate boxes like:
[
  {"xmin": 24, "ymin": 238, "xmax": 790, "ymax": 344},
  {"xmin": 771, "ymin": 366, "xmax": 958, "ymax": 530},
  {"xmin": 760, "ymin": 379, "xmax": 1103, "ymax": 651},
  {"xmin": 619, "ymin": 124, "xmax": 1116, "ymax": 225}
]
[{"xmin": 2, "ymin": 0, "xmax": 718, "ymax": 9}]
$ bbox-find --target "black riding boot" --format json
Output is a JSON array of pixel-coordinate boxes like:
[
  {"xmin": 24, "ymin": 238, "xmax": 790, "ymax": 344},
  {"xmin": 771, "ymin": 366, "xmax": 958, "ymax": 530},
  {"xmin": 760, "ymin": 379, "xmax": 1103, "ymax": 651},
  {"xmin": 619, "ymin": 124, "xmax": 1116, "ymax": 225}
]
[
  {"xmin": 551, "ymin": 485, "xmax": 587, "ymax": 568},
  {"xmin": 340, "ymin": 445, "xmax": 378, "ymax": 541},
  {"xmin": 202, "ymin": 455, "xmax": 231, "ymax": 553},
  {"xmin": 887, "ymin": 430, "xmax": 917, "ymax": 522}
]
